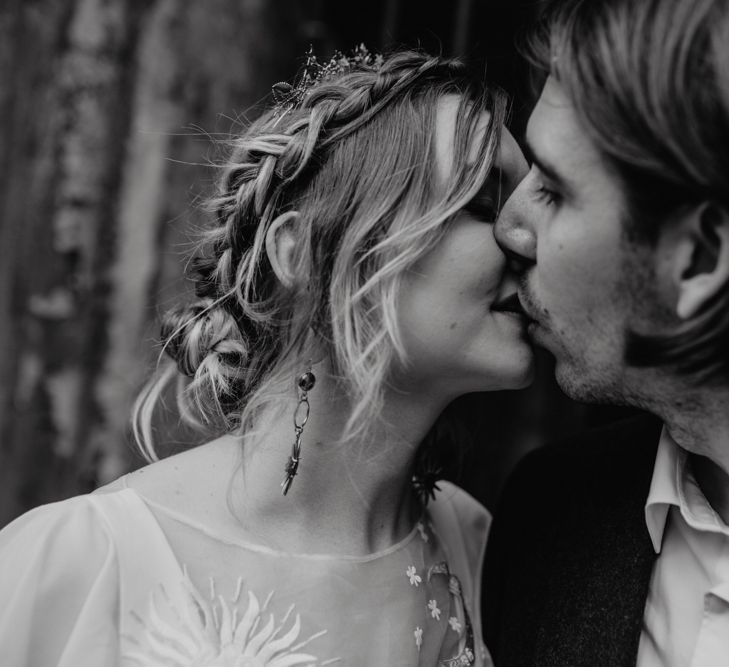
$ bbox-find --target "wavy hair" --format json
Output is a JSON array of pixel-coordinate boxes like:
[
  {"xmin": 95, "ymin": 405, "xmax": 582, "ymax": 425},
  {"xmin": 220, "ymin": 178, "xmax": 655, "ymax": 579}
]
[
  {"xmin": 133, "ymin": 49, "xmax": 507, "ymax": 461},
  {"xmin": 525, "ymin": 0, "xmax": 729, "ymax": 383}
]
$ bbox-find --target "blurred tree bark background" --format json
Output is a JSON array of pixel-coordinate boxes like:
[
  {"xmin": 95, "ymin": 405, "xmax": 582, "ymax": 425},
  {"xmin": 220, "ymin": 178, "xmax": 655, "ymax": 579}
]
[{"xmin": 0, "ymin": 0, "xmax": 637, "ymax": 528}]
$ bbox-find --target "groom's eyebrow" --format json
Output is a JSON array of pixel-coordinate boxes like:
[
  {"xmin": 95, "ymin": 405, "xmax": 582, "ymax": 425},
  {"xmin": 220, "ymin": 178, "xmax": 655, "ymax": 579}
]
[{"xmin": 523, "ymin": 138, "xmax": 568, "ymax": 190}]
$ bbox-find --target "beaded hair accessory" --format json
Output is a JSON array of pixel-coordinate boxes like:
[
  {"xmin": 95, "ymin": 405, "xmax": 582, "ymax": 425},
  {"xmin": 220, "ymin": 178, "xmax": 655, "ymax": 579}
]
[{"xmin": 271, "ymin": 43, "xmax": 384, "ymax": 117}]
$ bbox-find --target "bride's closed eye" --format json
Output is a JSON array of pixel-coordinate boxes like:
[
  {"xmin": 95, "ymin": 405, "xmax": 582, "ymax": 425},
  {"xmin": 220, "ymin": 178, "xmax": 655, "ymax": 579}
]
[{"xmin": 464, "ymin": 193, "xmax": 498, "ymax": 222}]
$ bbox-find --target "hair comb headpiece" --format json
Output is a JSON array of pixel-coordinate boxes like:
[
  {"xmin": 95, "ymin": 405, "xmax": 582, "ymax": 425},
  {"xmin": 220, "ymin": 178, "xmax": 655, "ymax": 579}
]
[{"xmin": 271, "ymin": 43, "xmax": 384, "ymax": 117}]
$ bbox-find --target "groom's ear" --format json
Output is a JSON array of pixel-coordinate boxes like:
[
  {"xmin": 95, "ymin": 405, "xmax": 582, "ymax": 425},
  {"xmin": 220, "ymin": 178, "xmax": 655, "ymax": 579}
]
[{"xmin": 667, "ymin": 202, "xmax": 729, "ymax": 320}]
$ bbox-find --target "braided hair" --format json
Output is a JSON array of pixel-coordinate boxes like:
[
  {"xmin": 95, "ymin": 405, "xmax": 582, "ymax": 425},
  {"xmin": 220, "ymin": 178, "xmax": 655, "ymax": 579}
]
[{"xmin": 133, "ymin": 49, "xmax": 507, "ymax": 460}]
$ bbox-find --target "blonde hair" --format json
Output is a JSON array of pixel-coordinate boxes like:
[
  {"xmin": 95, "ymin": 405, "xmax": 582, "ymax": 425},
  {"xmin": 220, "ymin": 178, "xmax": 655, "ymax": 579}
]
[{"xmin": 134, "ymin": 49, "xmax": 507, "ymax": 461}]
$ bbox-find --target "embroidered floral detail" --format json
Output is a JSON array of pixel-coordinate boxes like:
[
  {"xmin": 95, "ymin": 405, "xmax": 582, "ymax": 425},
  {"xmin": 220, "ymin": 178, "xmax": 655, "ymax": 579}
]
[
  {"xmin": 406, "ymin": 565, "xmax": 422, "ymax": 587},
  {"xmin": 416, "ymin": 521, "xmax": 429, "ymax": 543},
  {"xmin": 414, "ymin": 626, "xmax": 423, "ymax": 651},
  {"xmin": 124, "ymin": 574, "xmax": 327, "ymax": 666},
  {"xmin": 428, "ymin": 599, "xmax": 441, "ymax": 621},
  {"xmin": 448, "ymin": 575, "xmax": 462, "ymax": 596},
  {"xmin": 427, "ymin": 561, "xmax": 450, "ymax": 581},
  {"xmin": 430, "ymin": 567, "xmax": 476, "ymax": 667},
  {"xmin": 440, "ymin": 646, "xmax": 475, "ymax": 667}
]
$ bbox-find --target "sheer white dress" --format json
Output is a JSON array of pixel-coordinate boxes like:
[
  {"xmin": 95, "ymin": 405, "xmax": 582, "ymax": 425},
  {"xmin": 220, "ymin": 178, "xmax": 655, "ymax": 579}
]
[{"xmin": 0, "ymin": 478, "xmax": 492, "ymax": 666}]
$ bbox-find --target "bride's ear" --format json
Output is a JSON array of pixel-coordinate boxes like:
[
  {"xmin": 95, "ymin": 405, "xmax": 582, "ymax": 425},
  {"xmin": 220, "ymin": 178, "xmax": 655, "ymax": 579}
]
[
  {"xmin": 673, "ymin": 202, "xmax": 729, "ymax": 320},
  {"xmin": 265, "ymin": 211, "xmax": 300, "ymax": 288}
]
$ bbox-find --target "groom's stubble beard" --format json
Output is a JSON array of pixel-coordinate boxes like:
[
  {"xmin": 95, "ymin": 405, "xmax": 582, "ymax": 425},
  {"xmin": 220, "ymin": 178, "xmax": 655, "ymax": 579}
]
[
  {"xmin": 521, "ymin": 225, "xmax": 673, "ymax": 410},
  {"xmin": 517, "ymin": 271, "xmax": 623, "ymax": 405}
]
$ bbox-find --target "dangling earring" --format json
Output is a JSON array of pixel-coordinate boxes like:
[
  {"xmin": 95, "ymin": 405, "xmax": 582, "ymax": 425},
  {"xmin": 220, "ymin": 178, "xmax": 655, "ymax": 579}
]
[{"xmin": 281, "ymin": 363, "xmax": 316, "ymax": 495}]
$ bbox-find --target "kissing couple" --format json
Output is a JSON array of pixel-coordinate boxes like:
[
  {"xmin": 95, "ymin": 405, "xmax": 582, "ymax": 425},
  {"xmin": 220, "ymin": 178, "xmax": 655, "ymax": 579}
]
[{"xmin": 0, "ymin": 0, "xmax": 727, "ymax": 665}]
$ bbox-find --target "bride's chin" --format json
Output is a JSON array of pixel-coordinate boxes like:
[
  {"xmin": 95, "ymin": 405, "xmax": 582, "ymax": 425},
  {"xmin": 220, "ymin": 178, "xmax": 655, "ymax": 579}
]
[
  {"xmin": 491, "ymin": 350, "xmax": 536, "ymax": 391},
  {"xmin": 512, "ymin": 363, "xmax": 536, "ymax": 389},
  {"xmin": 455, "ymin": 361, "xmax": 536, "ymax": 396}
]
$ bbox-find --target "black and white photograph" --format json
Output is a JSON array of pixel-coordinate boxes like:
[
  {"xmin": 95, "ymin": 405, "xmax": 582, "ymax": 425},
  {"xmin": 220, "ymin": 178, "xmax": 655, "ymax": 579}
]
[{"xmin": 0, "ymin": 0, "xmax": 727, "ymax": 664}]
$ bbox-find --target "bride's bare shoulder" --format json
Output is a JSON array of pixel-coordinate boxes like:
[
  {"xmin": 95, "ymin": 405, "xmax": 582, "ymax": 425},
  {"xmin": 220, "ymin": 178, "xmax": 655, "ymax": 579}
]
[{"xmin": 106, "ymin": 435, "xmax": 242, "ymax": 510}]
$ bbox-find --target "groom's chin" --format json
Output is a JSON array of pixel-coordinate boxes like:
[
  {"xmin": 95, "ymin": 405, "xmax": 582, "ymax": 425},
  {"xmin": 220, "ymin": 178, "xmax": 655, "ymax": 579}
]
[{"xmin": 553, "ymin": 359, "xmax": 628, "ymax": 406}]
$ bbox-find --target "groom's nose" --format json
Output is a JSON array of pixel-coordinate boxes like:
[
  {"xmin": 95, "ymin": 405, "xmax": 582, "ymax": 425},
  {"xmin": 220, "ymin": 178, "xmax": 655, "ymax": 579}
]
[{"xmin": 494, "ymin": 180, "xmax": 537, "ymax": 272}]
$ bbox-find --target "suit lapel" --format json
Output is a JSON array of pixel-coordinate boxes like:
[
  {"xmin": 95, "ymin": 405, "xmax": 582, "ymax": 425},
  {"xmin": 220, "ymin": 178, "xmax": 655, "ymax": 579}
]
[
  {"xmin": 531, "ymin": 427, "xmax": 660, "ymax": 666},
  {"xmin": 484, "ymin": 416, "xmax": 664, "ymax": 667},
  {"xmin": 532, "ymin": 476, "xmax": 657, "ymax": 665}
]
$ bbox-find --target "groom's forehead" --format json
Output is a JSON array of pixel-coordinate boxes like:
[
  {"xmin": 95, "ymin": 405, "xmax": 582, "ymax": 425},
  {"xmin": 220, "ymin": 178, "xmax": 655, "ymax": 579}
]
[{"xmin": 526, "ymin": 78, "xmax": 616, "ymax": 190}]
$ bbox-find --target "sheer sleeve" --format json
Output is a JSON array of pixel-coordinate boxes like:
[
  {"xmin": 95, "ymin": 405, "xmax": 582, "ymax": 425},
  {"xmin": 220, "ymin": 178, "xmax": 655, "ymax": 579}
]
[
  {"xmin": 430, "ymin": 481, "xmax": 493, "ymax": 666},
  {"xmin": 0, "ymin": 497, "xmax": 120, "ymax": 666}
]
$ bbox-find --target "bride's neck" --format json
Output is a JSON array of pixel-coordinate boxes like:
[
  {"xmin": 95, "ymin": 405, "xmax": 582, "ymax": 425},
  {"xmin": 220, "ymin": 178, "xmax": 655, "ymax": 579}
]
[{"xmin": 228, "ymin": 373, "xmax": 446, "ymax": 556}]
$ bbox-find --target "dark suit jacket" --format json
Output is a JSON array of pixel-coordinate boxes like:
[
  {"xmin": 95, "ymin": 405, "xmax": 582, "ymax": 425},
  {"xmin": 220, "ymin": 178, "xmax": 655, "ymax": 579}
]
[{"xmin": 483, "ymin": 414, "xmax": 663, "ymax": 666}]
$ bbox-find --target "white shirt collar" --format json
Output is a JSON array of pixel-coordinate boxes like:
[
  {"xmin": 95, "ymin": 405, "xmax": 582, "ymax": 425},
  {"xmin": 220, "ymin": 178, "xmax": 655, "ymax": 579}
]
[{"xmin": 645, "ymin": 426, "xmax": 729, "ymax": 554}]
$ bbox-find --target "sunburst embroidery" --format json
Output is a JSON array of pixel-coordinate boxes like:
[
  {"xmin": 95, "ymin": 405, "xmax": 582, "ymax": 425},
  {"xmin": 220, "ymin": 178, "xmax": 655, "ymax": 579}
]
[{"xmin": 123, "ymin": 573, "xmax": 328, "ymax": 666}]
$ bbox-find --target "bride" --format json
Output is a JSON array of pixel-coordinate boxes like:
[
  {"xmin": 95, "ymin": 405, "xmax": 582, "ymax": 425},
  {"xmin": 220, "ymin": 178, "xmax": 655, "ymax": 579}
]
[{"xmin": 0, "ymin": 46, "xmax": 531, "ymax": 666}]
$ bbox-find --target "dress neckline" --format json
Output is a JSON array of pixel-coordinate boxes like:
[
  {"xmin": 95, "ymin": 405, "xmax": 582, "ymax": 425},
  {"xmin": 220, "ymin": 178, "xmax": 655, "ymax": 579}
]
[{"xmin": 120, "ymin": 476, "xmax": 426, "ymax": 563}]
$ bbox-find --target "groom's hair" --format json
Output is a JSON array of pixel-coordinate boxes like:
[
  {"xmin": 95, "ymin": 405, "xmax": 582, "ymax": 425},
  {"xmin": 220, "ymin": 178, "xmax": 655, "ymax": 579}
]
[{"xmin": 525, "ymin": 0, "xmax": 729, "ymax": 384}]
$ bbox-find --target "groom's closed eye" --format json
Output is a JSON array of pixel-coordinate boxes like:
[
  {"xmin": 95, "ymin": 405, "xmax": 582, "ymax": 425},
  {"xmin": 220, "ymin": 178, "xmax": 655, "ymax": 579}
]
[
  {"xmin": 522, "ymin": 139, "xmax": 571, "ymax": 198},
  {"xmin": 533, "ymin": 182, "xmax": 560, "ymax": 207}
]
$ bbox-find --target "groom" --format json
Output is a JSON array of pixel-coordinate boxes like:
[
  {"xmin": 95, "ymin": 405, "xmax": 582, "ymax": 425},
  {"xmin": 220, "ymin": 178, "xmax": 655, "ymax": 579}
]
[{"xmin": 484, "ymin": 0, "xmax": 729, "ymax": 664}]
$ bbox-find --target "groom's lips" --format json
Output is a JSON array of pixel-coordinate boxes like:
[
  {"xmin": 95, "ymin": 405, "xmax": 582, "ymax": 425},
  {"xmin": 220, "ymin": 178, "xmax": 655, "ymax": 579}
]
[{"xmin": 516, "ymin": 288, "xmax": 541, "ymax": 327}]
